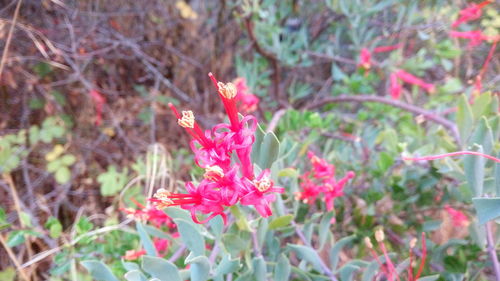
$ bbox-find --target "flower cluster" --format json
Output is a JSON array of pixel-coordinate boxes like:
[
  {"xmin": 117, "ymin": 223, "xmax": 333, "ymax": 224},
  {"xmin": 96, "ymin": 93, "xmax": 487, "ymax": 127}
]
[
  {"xmin": 150, "ymin": 73, "xmax": 283, "ymax": 224},
  {"xmin": 295, "ymin": 151, "xmax": 355, "ymax": 212},
  {"xmin": 365, "ymin": 229, "xmax": 427, "ymax": 281},
  {"xmin": 122, "ymin": 237, "xmax": 172, "ymax": 261},
  {"xmin": 389, "ymin": 70, "xmax": 435, "ymax": 100},
  {"xmin": 449, "ymin": 1, "xmax": 496, "ymax": 48}
]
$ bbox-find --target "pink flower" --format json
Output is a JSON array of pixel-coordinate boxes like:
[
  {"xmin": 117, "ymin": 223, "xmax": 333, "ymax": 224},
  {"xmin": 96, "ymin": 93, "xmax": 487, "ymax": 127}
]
[
  {"xmin": 123, "ymin": 249, "xmax": 146, "ymax": 261},
  {"xmin": 452, "ymin": 1, "xmax": 492, "ymax": 28},
  {"xmin": 373, "ymin": 44, "xmax": 402, "ymax": 53},
  {"xmin": 390, "ymin": 73, "xmax": 402, "ymax": 100},
  {"xmin": 296, "ymin": 151, "xmax": 355, "ymax": 211},
  {"xmin": 150, "ymin": 72, "xmax": 283, "ymax": 223},
  {"xmin": 89, "ymin": 89, "xmax": 105, "ymax": 126},
  {"xmin": 233, "ymin": 77, "xmax": 260, "ymax": 113},
  {"xmin": 121, "ymin": 198, "xmax": 175, "ymax": 229},
  {"xmin": 359, "ymin": 48, "xmax": 372, "ymax": 70},
  {"xmin": 395, "ymin": 70, "xmax": 435, "ymax": 93},
  {"xmin": 450, "ymin": 30, "xmax": 489, "ymax": 48},
  {"xmin": 240, "ymin": 169, "xmax": 285, "ymax": 217},
  {"xmin": 444, "ymin": 205, "xmax": 469, "ymax": 227},
  {"xmin": 153, "ymin": 238, "xmax": 169, "ymax": 255}
]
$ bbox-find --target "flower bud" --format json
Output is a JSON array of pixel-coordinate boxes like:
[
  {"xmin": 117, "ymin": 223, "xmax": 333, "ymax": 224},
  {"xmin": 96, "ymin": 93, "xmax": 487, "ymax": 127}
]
[
  {"xmin": 364, "ymin": 237, "xmax": 374, "ymax": 249},
  {"xmin": 375, "ymin": 228, "xmax": 385, "ymax": 242}
]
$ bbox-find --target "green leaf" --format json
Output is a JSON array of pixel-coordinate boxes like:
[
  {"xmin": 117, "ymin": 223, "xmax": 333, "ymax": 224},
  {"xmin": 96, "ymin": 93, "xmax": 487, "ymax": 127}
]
[
  {"xmin": 187, "ymin": 255, "xmax": 210, "ymax": 281},
  {"xmin": 456, "ymin": 94, "xmax": 474, "ymax": 144},
  {"xmin": 471, "ymin": 92, "xmax": 491, "ymax": 120},
  {"xmin": 7, "ymin": 230, "xmax": 26, "ymax": 247},
  {"xmin": 141, "ymin": 255, "xmax": 181, "ymax": 281},
  {"xmin": 45, "ymin": 217, "xmax": 62, "ymax": 239},
  {"xmin": 330, "ymin": 235, "xmax": 356, "ymax": 271},
  {"xmin": 136, "ymin": 222, "xmax": 157, "ymax": 256},
  {"xmin": 175, "ymin": 219, "xmax": 205, "ymax": 257},
  {"xmin": 19, "ymin": 211, "xmax": 32, "ymax": 227},
  {"xmin": 377, "ymin": 152, "xmax": 394, "ymax": 172},
  {"xmin": 252, "ymin": 123, "xmax": 280, "ymax": 169},
  {"xmin": 60, "ymin": 154, "xmax": 76, "ymax": 166},
  {"xmin": 252, "ymin": 257, "xmax": 266, "ymax": 281},
  {"xmin": 287, "ymin": 244, "xmax": 324, "ymax": 273},
  {"xmin": 495, "ymin": 151, "xmax": 500, "ymax": 196},
  {"xmin": 339, "ymin": 264, "xmax": 360, "ymax": 281},
  {"xmin": 97, "ymin": 166, "xmax": 128, "ymax": 196},
  {"xmin": 268, "ymin": 214, "xmax": 294, "ymax": 230},
  {"xmin": 55, "ymin": 166, "xmax": 71, "ymax": 184},
  {"xmin": 222, "ymin": 233, "xmax": 248, "ymax": 256},
  {"xmin": 81, "ymin": 260, "xmax": 119, "ymax": 281},
  {"xmin": 213, "ymin": 255, "xmax": 240, "ymax": 277},
  {"xmin": 0, "ymin": 267, "xmax": 15, "ymax": 281},
  {"xmin": 209, "ymin": 215, "xmax": 224, "ymax": 241},
  {"xmin": 318, "ymin": 211, "xmax": 335, "ymax": 250},
  {"xmin": 464, "ymin": 145, "xmax": 485, "ymax": 196},
  {"xmin": 417, "ymin": 275, "xmax": 440, "ymax": 281},
  {"xmin": 472, "ymin": 197, "xmax": 500, "ymax": 224},
  {"xmin": 76, "ymin": 217, "xmax": 93, "ymax": 234},
  {"xmin": 124, "ymin": 270, "xmax": 148, "ymax": 281},
  {"xmin": 274, "ymin": 254, "xmax": 291, "ymax": 281},
  {"xmin": 431, "ymin": 239, "xmax": 467, "ymax": 263},
  {"xmin": 444, "ymin": 256, "xmax": 466, "ymax": 273}
]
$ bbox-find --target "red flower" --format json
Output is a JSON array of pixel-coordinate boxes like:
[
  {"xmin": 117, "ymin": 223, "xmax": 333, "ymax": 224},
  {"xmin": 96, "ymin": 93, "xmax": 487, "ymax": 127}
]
[
  {"xmin": 390, "ymin": 73, "xmax": 402, "ymax": 100},
  {"xmin": 151, "ymin": 73, "xmax": 283, "ymax": 223},
  {"xmin": 450, "ymin": 30, "xmax": 490, "ymax": 48},
  {"xmin": 89, "ymin": 89, "xmax": 105, "ymax": 126},
  {"xmin": 121, "ymin": 198, "xmax": 175, "ymax": 228},
  {"xmin": 359, "ymin": 48, "xmax": 372, "ymax": 70},
  {"xmin": 233, "ymin": 77, "xmax": 260, "ymax": 113},
  {"xmin": 296, "ymin": 151, "xmax": 354, "ymax": 211},
  {"xmin": 444, "ymin": 205, "xmax": 469, "ymax": 227},
  {"xmin": 395, "ymin": 70, "xmax": 435, "ymax": 94},
  {"xmin": 123, "ymin": 249, "xmax": 146, "ymax": 261},
  {"xmin": 240, "ymin": 169, "xmax": 285, "ymax": 217},
  {"xmin": 452, "ymin": 0, "xmax": 492, "ymax": 28}
]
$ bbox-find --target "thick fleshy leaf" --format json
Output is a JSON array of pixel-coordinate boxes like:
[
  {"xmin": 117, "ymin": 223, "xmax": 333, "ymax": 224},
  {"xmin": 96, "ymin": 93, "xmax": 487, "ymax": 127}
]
[
  {"xmin": 251, "ymin": 123, "xmax": 280, "ymax": 169},
  {"xmin": 464, "ymin": 145, "xmax": 485, "ymax": 197},
  {"xmin": 136, "ymin": 222, "xmax": 156, "ymax": 256},
  {"xmin": 339, "ymin": 264, "xmax": 360, "ymax": 281},
  {"xmin": 274, "ymin": 254, "xmax": 291, "ymax": 281},
  {"xmin": 175, "ymin": 219, "xmax": 205, "ymax": 256},
  {"xmin": 141, "ymin": 255, "xmax": 181, "ymax": 281},
  {"xmin": 252, "ymin": 256, "xmax": 267, "ymax": 281},
  {"xmin": 124, "ymin": 270, "xmax": 148, "ymax": 281},
  {"xmin": 330, "ymin": 235, "xmax": 356, "ymax": 271},
  {"xmin": 213, "ymin": 255, "xmax": 240, "ymax": 277},
  {"xmin": 456, "ymin": 94, "xmax": 473, "ymax": 144},
  {"xmin": 319, "ymin": 211, "xmax": 335, "ymax": 249},
  {"xmin": 287, "ymin": 244, "xmax": 323, "ymax": 273},
  {"xmin": 472, "ymin": 197, "xmax": 500, "ymax": 224},
  {"xmin": 81, "ymin": 260, "xmax": 119, "ymax": 281},
  {"xmin": 417, "ymin": 275, "xmax": 440, "ymax": 281},
  {"xmin": 187, "ymin": 255, "xmax": 210, "ymax": 281}
]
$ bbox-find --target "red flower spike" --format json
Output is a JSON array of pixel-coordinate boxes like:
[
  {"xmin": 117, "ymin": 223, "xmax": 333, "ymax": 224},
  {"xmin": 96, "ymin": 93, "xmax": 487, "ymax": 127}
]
[
  {"xmin": 168, "ymin": 103, "xmax": 212, "ymax": 148},
  {"xmin": 373, "ymin": 44, "xmax": 402, "ymax": 53},
  {"xmin": 359, "ymin": 48, "xmax": 372, "ymax": 70},
  {"xmin": 390, "ymin": 73, "xmax": 403, "ymax": 100},
  {"xmin": 233, "ymin": 77, "xmax": 259, "ymax": 113},
  {"xmin": 208, "ymin": 72, "xmax": 240, "ymax": 131},
  {"xmin": 414, "ymin": 232, "xmax": 427, "ymax": 280},
  {"xmin": 395, "ymin": 70, "xmax": 435, "ymax": 93},
  {"xmin": 452, "ymin": 0, "xmax": 492, "ymax": 28},
  {"xmin": 123, "ymin": 249, "xmax": 146, "ymax": 261},
  {"xmin": 450, "ymin": 30, "xmax": 491, "ymax": 48}
]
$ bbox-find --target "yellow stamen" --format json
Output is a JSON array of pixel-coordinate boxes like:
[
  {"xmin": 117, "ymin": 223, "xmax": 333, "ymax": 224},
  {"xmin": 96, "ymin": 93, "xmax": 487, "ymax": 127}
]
[
  {"xmin": 153, "ymin": 188, "xmax": 174, "ymax": 209},
  {"xmin": 254, "ymin": 177, "xmax": 272, "ymax": 192},
  {"xmin": 217, "ymin": 81, "xmax": 237, "ymax": 99},
  {"xmin": 178, "ymin": 110, "xmax": 195, "ymax": 128},
  {"xmin": 204, "ymin": 165, "xmax": 224, "ymax": 181}
]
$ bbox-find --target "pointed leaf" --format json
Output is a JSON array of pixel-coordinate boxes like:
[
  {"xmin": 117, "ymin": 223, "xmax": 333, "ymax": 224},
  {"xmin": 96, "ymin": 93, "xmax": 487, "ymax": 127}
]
[
  {"xmin": 187, "ymin": 255, "xmax": 210, "ymax": 281},
  {"xmin": 136, "ymin": 222, "xmax": 156, "ymax": 256},
  {"xmin": 472, "ymin": 197, "xmax": 500, "ymax": 224},
  {"xmin": 124, "ymin": 270, "xmax": 148, "ymax": 281},
  {"xmin": 456, "ymin": 94, "xmax": 473, "ymax": 144},
  {"xmin": 287, "ymin": 244, "xmax": 323, "ymax": 273},
  {"xmin": 252, "ymin": 257, "xmax": 267, "ymax": 281},
  {"xmin": 464, "ymin": 145, "xmax": 485, "ymax": 196},
  {"xmin": 268, "ymin": 214, "xmax": 293, "ymax": 230},
  {"xmin": 330, "ymin": 235, "xmax": 356, "ymax": 271},
  {"xmin": 175, "ymin": 219, "xmax": 205, "ymax": 257},
  {"xmin": 274, "ymin": 254, "xmax": 291, "ymax": 281}
]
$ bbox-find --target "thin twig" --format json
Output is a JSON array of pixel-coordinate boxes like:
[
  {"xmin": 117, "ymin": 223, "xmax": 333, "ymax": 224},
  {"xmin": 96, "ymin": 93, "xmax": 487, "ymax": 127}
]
[
  {"xmin": 0, "ymin": 0, "xmax": 23, "ymax": 78},
  {"xmin": 486, "ymin": 222, "xmax": 500, "ymax": 281},
  {"xmin": 306, "ymin": 95, "xmax": 460, "ymax": 145},
  {"xmin": 0, "ymin": 234, "xmax": 30, "ymax": 281}
]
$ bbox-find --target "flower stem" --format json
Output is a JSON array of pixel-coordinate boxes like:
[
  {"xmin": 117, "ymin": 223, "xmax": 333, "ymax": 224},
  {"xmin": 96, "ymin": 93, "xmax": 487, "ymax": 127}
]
[
  {"xmin": 486, "ymin": 222, "xmax": 500, "ymax": 281},
  {"xmin": 403, "ymin": 151, "xmax": 500, "ymax": 164}
]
